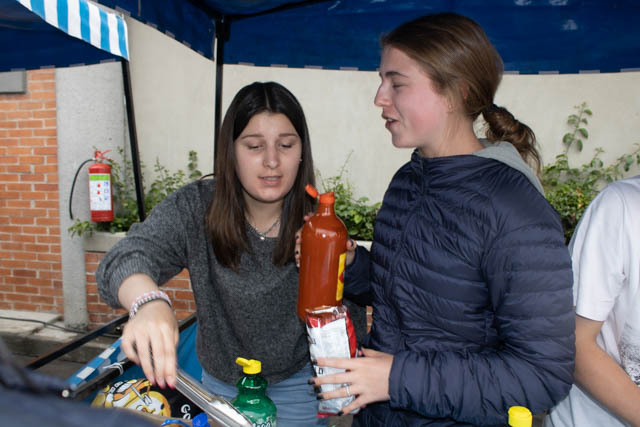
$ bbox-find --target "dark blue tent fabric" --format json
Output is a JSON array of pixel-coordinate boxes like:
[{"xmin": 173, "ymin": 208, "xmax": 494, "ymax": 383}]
[
  {"xmin": 96, "ymin": 0, "xmax": 640, "ymax": 73},
  {"xmin": 1, "ymin": 0, "xmax": 118, "ymax": 70},
  {"xmin": 233, "ymin": 0, "xmax": 640, "ymax": 73},
  {"xmin": 3, "ymin": 0, "xmax": 640, "ymax": 73}
]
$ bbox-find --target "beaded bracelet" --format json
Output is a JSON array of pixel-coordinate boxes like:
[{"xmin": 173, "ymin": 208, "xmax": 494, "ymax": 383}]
[{"xmin": 129, "ymin": 290, "xmax": 172, "ymax": 319}]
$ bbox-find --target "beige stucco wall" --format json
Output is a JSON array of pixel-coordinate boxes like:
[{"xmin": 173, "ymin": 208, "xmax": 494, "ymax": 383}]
[{"xmin": 126, "ymin": 18, "xmax": 640, "ymax": 204}]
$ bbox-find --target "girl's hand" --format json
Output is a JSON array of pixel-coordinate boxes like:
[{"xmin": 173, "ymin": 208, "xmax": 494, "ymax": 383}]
[
  {"xmin": 310, "ymin": 347, "xmax": 393, "ymax": 415},
  {"xmin": 294, "ymin": 213, "xmax": 312, "ymax": 268},
  {"xmin": 345, "ymin": 238, "xmax": 358, "ymax": 266},
  {"xmin": 120, "ymin": 301, "xmax": 179, "ymax": 389}
]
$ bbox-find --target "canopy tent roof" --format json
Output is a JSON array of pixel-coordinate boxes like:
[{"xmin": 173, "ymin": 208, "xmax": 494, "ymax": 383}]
[
  {"xmin": 3, "ymin": 0, "xmax": 639, "ymax": 220},
  {"xmin": 1, "ymin": 0, "xmax": 128, "ymax": 71},
  {"xmin": 3, "ymin": 0, "xmax": 640, "ymax": 74}
]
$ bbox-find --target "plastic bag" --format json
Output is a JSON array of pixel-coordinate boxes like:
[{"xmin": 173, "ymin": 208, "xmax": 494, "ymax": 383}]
[{"xmin": 306, "ymin": 305, "xmax": 359, "ymax": 417}]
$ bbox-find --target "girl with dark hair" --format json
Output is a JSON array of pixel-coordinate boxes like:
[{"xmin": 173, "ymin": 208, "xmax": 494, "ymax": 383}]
[
  {"xmin": 97, "ymin": 81, "xmax": 330, "ymax": 426},
  {"xmin": 309, "ymin": 13, "xmax": 575, "ymax": 425}
]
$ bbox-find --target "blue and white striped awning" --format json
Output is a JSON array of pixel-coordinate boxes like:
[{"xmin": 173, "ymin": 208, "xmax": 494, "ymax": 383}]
[
  {"xmin": 0, "ymin": 0, "xmax": 128, "ymax": 71},
  {"xmin": 17, "ymin": 0, "xmax": 128, "ymax": 60}
]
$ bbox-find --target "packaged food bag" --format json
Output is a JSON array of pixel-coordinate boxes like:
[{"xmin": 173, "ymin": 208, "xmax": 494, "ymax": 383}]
[{"xmin": 305, "ymin": 305, "xmax": 358, "ymax": 417}]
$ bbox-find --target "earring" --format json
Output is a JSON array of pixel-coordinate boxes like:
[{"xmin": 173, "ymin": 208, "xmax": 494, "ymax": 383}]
[{"xmin": 299, "ymin": 158, "xmax": 303, "ymax": 163}]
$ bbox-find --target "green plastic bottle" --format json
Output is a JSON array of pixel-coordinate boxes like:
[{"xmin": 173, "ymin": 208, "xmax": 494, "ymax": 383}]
[{"xmin": 231, "ymin": 357, "xmax": 277, "ymax": 427}]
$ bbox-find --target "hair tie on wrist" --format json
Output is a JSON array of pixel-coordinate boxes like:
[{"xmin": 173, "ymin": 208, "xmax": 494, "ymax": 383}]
[{"xmin": 129, "ymin": 290, "xmax": 172, "ymax": 319}]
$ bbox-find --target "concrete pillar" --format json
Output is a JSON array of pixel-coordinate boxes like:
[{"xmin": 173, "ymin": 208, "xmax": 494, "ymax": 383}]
[{"xmin": 56, "ymin": 61, "xmax": 125, "ymax": 329}]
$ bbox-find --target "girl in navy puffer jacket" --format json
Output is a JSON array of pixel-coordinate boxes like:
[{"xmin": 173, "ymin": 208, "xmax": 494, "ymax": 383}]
[{"xmin": 310, "ymin": 13, "xmax": 575, "ymax": 426}]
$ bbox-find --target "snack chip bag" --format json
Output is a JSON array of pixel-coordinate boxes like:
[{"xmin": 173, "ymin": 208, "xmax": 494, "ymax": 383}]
[{"xmin": 306, "ymin": 305, "xmax": 359, "ymax": 417}]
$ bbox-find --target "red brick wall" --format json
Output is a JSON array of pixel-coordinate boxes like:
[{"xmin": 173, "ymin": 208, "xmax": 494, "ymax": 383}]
[
  {"xmin": 84, "ymin": 251, "xmax": 196, "ymax": 329},
  {"xmin": 0, "ymin": 70, "xmax": 62, "ymax": 313}
]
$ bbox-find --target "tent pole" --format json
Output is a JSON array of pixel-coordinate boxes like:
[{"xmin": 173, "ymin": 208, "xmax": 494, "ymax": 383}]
[
  {"xmin": 213, "ymin": 16, "xmax": 229, "ymax": 176},
  {"xmin": 121, "ymin": 58, "xmax": 146, "ymax": 221}
]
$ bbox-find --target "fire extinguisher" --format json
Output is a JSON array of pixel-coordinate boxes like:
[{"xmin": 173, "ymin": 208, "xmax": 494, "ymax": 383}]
[
  {"xmin": 87, "ymin": 151, "xmax": 114, "ymax": 222},
  {"xmin": 69, "ymin": 150, "xmax": 114, "ymax": 222}
]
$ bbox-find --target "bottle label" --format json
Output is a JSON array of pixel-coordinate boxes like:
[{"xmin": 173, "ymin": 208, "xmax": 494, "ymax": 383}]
[
  {"xmin": 89, "ymin": 173, "xmax": 111, "ymax": 211},
  {"xmin": 336, "ymin": 252, "xmax": 346, "ymax": 301},
  {"xmin": 253, "ymin": 415, "xmax": 276, "ymax": 427}
]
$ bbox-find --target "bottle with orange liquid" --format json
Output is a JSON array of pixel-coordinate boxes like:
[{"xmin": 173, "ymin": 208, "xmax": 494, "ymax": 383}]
[{"xmin": 297, "ymin": 184, "xmax": 348, "ymax": 320}]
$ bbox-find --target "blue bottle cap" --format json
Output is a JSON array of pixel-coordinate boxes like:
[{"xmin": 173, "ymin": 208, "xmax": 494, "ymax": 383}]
[{"xmin": 192, "ymin": 412, "xmax": 210, "ymax": 427}]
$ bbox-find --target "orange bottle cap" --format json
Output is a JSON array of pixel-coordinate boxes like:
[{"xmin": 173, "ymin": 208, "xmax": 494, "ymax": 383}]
[
  {"xmin": 319, "ymin": 192, "xmax": 335, "ymax": 204},
  {"xmin": 305, "ymin": 184, "xmax": 318, "ymax": 198}
]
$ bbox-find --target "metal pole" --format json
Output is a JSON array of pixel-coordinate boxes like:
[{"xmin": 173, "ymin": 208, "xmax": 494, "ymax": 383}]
[
  {"xmin": 121, "ymin": 58, "xmax": 146, "ymax": 221},
  {"xmin": 213, "ymin": 16, "xmax": 229, "ymax": 176}
]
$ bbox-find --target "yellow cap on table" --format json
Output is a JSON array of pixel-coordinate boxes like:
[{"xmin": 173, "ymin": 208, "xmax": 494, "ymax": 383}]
[
  {"xmin": 508, "ymin": 406, "xmax": 532, "ymax": 427},
  {"xmin": 235, "ymin": 357, "xmax": 262, "ymax": 374}
]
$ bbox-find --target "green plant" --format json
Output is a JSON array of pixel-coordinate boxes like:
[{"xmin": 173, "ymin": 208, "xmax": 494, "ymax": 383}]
[
  {"xmin": 69, "ymin": 148, "xmax": 202, "ymax": 237},
  {"xmin": 542, "ymin": 102, "xmax": 640, "ymax": 243},
  {"xmin": 319, "ymin": 152, "xmax": 381, "ymax": 241}
]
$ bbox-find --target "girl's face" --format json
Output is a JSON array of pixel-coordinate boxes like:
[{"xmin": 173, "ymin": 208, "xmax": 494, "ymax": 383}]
[
  {"xmin": 234, "ymin": 112, "xmax": 302, "ymax": 211},
  {"xmin": 374, "ymin": 46, "xmax": 453, "ymax": 157}
]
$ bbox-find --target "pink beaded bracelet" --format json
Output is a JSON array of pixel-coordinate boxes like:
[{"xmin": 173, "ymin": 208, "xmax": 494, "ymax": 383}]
[{"xmin": 129, "ymin": 290, "xmax": 172, "ymax": 319}]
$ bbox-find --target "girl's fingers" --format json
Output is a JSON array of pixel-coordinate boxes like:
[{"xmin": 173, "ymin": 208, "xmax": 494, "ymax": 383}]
[
  {"xmin": 150, "ymin": 333, "xmax": 167, "ymax": 388},
  {"xmin": 295, "ymin": 229, "xmax": 302, "ymax": 267},
  {"xmin": 162, "ymin": 327, "xmax": 179, "ymax": 388},
  {"xmin": 148, "ymin": 322, "xmax": 179, "ymax": 389},
  {"xmin": 360, "ymin": 347, "xmax": 381, "ymax": 357},
  {"xmin": 312, "ymin": 372, "xmax": 351, "ymax": 387},
  {"xmin": 318, "ymin": 383, "xmax": 356, "ymax": 400},
  {"xmin": 136, "ymin": 335, "xmax": 155, "ymax": 386},
  {"xmin": 315, "ymin": 357, "xmax": 355, "ymax": 370},
  {"xmin": 120, "ymin": 328, "xmax": 140, "ymax": 365},
  {"xmin": 339, "ymin": 399, "xmax": 364, "ymax": 416},
  {"xmin": 315, "ymin": 387, "xmax": 364, "ymax": 416}
]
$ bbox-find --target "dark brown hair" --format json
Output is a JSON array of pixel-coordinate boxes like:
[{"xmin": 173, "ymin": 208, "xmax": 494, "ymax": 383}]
[
  {"xmin": 206, "ymin": 82, "xmax": 315, "ymax": 270},
  {"xmin": 382, "ymin": 13, "xmax": 541, "ymax": 172}
]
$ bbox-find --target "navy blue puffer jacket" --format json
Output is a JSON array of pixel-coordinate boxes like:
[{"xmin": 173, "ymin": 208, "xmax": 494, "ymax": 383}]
[{"xmin": 345, "ymin": 150, "xmax": 575, "ymax": 426}]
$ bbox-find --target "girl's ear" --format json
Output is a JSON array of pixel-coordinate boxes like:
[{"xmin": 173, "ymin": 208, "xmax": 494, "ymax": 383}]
[
  {"xmin": 445, "ymin": 81, "xmax": 468, "ymax": 113},
  {"xmin": 443, "ymin": 89, "xmax": 457, "ymax": 114}
]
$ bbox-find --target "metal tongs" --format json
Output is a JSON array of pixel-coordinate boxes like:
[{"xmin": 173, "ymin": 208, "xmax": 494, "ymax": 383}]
[{"xmin": 175, "ymin": 369, "xmax": 252, "ymax": 427}]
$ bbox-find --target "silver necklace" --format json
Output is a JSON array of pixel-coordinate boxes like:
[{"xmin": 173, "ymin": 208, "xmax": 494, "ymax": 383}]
[{"xmin": 249, "ymin": 217, "xmax": 280, "ymax": 240}]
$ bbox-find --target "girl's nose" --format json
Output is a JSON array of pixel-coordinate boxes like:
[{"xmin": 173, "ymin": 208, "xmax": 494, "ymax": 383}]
[
  {"xmin": 263, "ymin": 145, "xmax": 279, "ymax": 168},
  {"xmin": 374, "ymin": 84, "xmax": 389, "ymax": 107}
]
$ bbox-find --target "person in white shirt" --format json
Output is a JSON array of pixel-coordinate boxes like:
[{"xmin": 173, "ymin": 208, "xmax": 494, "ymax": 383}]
[{"xmin": 545, "ymin": 175, "xmax": 640, "ymax": 427}]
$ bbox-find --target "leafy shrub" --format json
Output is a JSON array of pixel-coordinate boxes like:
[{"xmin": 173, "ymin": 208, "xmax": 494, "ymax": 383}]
[
  {"xmin": 319, "ymin": 153, "xmax": 381, "ymax": 241},
  {"xmin": 69, "ymin": 148, "xmax": 202, "ymax": 237},
  {"xmin": 541, "ymin": 102, "xmax": 640, "ymax": 243}
]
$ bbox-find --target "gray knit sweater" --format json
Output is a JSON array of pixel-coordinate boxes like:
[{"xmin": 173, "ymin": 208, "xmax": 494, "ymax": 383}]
[{"xmin": 96, "ymin": 179, "xmax": 309, "ymax": 385}]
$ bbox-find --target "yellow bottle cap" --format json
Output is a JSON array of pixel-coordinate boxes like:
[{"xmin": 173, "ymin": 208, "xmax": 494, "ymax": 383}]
[
  {"xmin": 235, "ymin": 357, "xmax": 262, "ymax": 375},
  {"xmin": 508, "ymin": 406, "xmax": 532, "ymax": 427}
]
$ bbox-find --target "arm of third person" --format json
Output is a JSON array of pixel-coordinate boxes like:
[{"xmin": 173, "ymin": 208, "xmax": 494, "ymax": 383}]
[
  {"xmin": 117, "ymin": 273, "xmax": 179, "ymax": 389},
  {"xmin": 574, "ymin": 314, "xmax": 640, "ymax": 426}
]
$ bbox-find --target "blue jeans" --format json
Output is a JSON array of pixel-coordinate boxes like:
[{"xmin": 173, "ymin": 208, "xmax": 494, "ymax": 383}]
[{"xmin": 201, "ymin": 363, "xmax": 327, "ymax": 427}]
